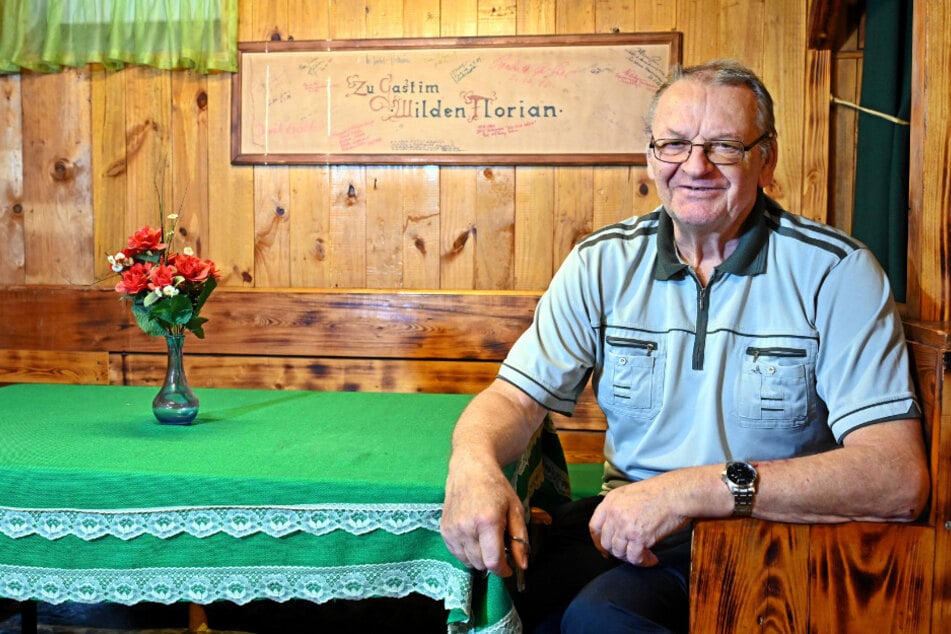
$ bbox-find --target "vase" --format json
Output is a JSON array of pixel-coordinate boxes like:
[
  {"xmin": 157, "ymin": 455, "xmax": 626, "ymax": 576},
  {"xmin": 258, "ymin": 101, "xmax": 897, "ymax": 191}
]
[{"xmin": 152, "ymin": 333, "xmax": 199, "ymax": 425}]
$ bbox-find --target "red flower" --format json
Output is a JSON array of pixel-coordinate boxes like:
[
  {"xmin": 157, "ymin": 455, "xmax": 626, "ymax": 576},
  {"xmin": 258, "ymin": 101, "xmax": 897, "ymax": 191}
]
[
  {"xmin": 147, "ymin": 263, "xmax": 178, "ymax": 291},
  {"xmin": 115, "ymin": 262, "xmax": 152, "ymax": 294},
  {"xmin": 125, "ymin": 226, "xmax": 166, "ymax": 256},
  {"xmin": 168, "ymin": 252, "xmax": 219, "ymax": 283}
]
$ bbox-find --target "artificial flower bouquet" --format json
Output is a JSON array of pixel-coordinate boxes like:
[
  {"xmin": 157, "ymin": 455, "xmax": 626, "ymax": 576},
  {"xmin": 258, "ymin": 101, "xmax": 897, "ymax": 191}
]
[{"xmin": 108, "ymin": 220, "xmax": 220, "ymax": 338}]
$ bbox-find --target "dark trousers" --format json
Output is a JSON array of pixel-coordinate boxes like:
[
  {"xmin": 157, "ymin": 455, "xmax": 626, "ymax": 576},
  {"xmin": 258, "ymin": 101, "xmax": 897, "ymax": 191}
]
[{"xmin": 513, "ymin": 496, "xmax": 691, "ymax": 634}]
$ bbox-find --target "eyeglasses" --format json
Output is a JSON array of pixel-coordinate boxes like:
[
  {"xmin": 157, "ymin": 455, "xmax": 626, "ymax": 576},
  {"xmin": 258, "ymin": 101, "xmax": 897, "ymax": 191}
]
[{"xmin": 649, "ymin": 132, "xmax": 772, "ymax": 165}]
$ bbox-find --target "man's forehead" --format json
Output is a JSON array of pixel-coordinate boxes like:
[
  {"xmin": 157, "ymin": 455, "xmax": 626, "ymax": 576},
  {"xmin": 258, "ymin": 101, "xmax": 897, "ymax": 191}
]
[{"xmin": 652, "ymin": 81, "xmax": 757, "ymax": 134}]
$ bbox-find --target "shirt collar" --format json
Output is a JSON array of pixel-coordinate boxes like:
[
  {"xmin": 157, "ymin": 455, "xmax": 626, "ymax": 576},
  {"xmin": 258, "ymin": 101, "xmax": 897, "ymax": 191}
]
[{"xmin": 653, "ymin": 192, "xmax": 770, "ymax": 281}]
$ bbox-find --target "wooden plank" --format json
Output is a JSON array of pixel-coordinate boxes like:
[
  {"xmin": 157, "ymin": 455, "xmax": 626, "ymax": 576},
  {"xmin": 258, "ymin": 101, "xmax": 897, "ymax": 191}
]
[
  {"xmin": 440, "ymin": 168, "xmax": 478, "ymax": 288},
  {"xmin": 631, "ymin": 0, "xmax": 676, "ymax": 31},
  {"xmin": 764, "ymin": 0, "xmax": 807, "ymax": 216},
  {"xmin": 124, "ymin": 65, "xmax": 171, "ymax": 234},
  {"xmin": 593, "ymin": 166, "xmax": 635, "ymax": 230},
  {"xmin": 288, "ymin": 166, "xmax": 331, "ymax": 287},
  {"xmin": 0, "ymin": 74, "xmax": 25, "ymax": 284},
  {"xmin": 253, "ymin": 166, "xmax": 292, "ymax": 286},
  {"xmin": 403, "ymin": 0, "xmax": 440, "ymax": 36},
  {"xmin": 170, "ymin": 71, "xmax": 211, "ymax": 260},
  {"xmin": 329, "ymin": 166, "xmax": 368, "ymax": 288},
  {"xmin": 676, "ymin": 0, "xmax": 719, "ymax": 65},
  {"xmin": 21, "ymin": 69, "xmax": 95, "ymax": 285},
  {"xmin": 690, "ymin": 520, "xmax": 810, "ymax": 633},
  {"xmin": 0, "ymin": 286, "xmax": 541, "ymax": 360},
  {"xmin": 799, "ymin": 48, "xmax": 831, "ymax": 222},
  {"xmin": 908, "ymin": 0, "xmax": 951, "ymax": 322},
  {"xmin": 475, "ymin": 167, "xmax": 516, "ymax": 289},
  {"xmin": 556, "ymin": 0, "xmax": 595, "ymax": 34},
  {"xmin": 118, "ymin": 352, "xmax": 500, "ymax": 394},
  {"xmin": 553, "ymin": 167, "xmax": 593, "ymax": 266},
  {"xmin": 90, "ymin": 67, "xmax": 127, "ymax": 282},
  {"xmin": 366, "ymin": 166, "xmax": 405, "ymax": 288},
  {"xmin": 514, "ymin": 167, "xmax": 555, "ymax": 290},
  {"xmin": 829, "ymin": 52, "xmax": 861, "ymax": 232},
  {"xmin": 401, "ymin": 165, "xmax": 441, "ymax": 289},
  {"xmin": 935, "ymin": 350, "xmax": 951, "ymax": 631},
  {"xmin": 808, "ymin": 524, "xmax": 933, "ymax": 633},
  {"xmin": 208, "ymin": 69, "xmax": 255, "ymax": 287},
  {"xmin": 0, "ymin": 350, "xmax": 109, "ymax": 385},
  {"xmin": 516, "ymin": 0, "xmax": 555, "ymax": 35}
]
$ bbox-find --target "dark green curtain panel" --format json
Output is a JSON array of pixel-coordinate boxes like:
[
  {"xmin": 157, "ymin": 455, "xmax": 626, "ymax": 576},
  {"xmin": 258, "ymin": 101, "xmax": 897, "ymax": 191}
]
[{"xmin": 852, "ymin": 0, "xmax": 912, "ymax": 301}]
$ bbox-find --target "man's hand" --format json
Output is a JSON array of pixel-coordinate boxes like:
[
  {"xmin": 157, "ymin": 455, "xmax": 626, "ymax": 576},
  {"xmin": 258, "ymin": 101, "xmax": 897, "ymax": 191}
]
[
  {"xmin": 440, "ymin": 460, "xmax": 529, "ymax": 578},
  {"xmin": 588, "ymin": 475, "xmax": 692, "ymax": 566},
  {"xmin": 440, "ymin": 380, "xmax": 547, "ymax": 578}
]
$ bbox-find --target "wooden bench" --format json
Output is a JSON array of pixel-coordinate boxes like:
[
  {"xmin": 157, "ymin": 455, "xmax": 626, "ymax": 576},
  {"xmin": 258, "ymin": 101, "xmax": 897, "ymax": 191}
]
[
  {"xmin": 0, "ymin": 285, "xmax": 606, "ymax": 462},
  {"xmin": 1, "ymin": 285, "xmax": 948, "ymax": 631}
]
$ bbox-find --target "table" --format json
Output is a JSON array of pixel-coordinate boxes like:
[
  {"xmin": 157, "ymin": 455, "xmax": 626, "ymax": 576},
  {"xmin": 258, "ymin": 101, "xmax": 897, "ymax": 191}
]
[{"xmin": 0, "ymin": 384, "xmax": 570, "ymax": 633}]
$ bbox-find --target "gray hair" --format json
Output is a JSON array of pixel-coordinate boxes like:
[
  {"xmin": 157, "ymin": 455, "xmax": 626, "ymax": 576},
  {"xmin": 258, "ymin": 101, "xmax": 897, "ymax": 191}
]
[{"xmin": 645, "ymin": 59, "xmax": 777, "ymax": 153}]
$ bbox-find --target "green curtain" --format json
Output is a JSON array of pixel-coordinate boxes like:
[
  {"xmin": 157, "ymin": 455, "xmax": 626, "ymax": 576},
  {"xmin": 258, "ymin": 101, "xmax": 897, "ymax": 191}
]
[
  {"xmin": 851, "ymin": 0, "xmax": 912, "ymax": 302},
  {"xmin": 0, "ymin": 0, "xmax": 237, "ymax": 74}
]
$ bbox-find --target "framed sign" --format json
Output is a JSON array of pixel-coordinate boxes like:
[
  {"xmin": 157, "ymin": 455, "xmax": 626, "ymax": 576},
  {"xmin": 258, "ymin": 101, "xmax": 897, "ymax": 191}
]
[{"xmin": 231, "ymin": 33, "xmax": 681, "ymax": 166}]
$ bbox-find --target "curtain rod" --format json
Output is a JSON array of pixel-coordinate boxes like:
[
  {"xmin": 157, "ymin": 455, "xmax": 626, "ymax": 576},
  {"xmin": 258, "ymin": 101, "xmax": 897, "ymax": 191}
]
[{"xmin": 830, "ymin": 95, "xmax": 909, "ymax": 126}]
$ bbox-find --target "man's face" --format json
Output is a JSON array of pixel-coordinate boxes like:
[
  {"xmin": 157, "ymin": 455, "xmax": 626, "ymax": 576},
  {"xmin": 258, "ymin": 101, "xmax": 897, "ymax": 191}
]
[{"xmin": 646, "ymin": 80, "xmax": 776, "ymax": 234}]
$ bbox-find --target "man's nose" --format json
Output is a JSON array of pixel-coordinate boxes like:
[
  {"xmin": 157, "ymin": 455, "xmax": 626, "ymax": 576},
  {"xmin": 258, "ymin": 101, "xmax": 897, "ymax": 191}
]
[{"xmin": 681, "ymin": 144, "xmax": 718, "ymax": 174}]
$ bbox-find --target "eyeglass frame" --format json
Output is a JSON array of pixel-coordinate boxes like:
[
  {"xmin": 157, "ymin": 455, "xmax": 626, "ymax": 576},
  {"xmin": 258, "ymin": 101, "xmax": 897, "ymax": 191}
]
[{"xmin": 648, "ymin": 132, "xmax": 773, "ymax": 165}]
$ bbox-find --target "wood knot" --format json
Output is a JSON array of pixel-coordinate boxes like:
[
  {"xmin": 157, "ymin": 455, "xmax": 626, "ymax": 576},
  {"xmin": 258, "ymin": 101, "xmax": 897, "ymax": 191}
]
[
  {"xmin": 50, "ymin": 159, "xmax": 75, "ymax": 181},
  {"xmin": 240, "ymin": 270, "xmax": 253, "ymax": 284},
  {"xmin": 450, "ymin": 225, "xmax": 475, "ymax": 254},
  {"xmin": 269, "ymin": 31, "xmax": 283, "ymax": 41},
  {"xmin": 482, "ymin": 168, "xmax": 494, "ymax": 180},
  {"xmin": 414, "ymin": 237, "xmax": 426, "ymax": 254},
  {"xmin": 196, "ymin": 90, "xmax": 208, "ymax": 111},
  {"xmin": 637, "ymin": 181, "xmax": 650, "ymax": 197},
  {"xmin": 12, "ymin": 203, "xmax": 22, "ymax": 214}
]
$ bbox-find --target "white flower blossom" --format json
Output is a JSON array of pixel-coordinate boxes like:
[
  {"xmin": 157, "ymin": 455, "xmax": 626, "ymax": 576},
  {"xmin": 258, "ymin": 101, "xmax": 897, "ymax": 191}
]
[
  {"xmin": 161, "ymin": 285, "xmax": 179, "ymax": 297},
  {"xmin": 183, "ymin": 247, "xmax": 195, "ymax": 256},
  {"xmin": 107, "ymin": 251, "xmax": 131, "ymax": 273}
]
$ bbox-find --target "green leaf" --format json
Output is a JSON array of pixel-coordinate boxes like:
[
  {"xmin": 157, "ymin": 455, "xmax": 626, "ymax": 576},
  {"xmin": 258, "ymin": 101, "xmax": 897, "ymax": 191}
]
[
  {"xmin": 193, "ymin": 276, "xmax": 217, "ymax": 313},
  {"xmin": 131, "ymin": 301, "xmax": 168, "ymax": 337},
  {"xmin": 150, "ymin": 294, "xmax": 194, "ymax": 326}
]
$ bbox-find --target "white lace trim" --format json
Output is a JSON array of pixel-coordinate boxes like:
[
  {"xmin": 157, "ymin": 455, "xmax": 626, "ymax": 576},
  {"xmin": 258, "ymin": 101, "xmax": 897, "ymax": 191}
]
[
  {"xmin": 0, "ymin": 560, "xmax": 465, "ymax": 606},
  {"xmin": 0, "ymin": 504, "xmax": 443, "ymax": 541}
]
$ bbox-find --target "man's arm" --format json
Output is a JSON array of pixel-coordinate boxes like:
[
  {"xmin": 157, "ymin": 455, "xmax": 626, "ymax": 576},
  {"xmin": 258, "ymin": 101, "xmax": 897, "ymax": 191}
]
[
  {"xmin": 589, "ymin": 418, "xmax": 930, "ymax": 566},
  {"xmin": 440, "ymin": 379, "xmax": 549, "ymax": 577}
]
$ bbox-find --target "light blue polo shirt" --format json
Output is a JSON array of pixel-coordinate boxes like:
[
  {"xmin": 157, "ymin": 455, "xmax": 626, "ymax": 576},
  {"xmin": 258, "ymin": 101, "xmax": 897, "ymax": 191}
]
[{"xmin": 498, "ymin": 194, "xmax": 919, "ymax": 486}]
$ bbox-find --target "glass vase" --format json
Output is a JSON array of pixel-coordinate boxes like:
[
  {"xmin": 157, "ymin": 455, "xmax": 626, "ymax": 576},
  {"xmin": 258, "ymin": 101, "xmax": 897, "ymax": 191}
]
[{"xmin": 152, "ymin": 333, "xmax": 199, "ymax": 425}]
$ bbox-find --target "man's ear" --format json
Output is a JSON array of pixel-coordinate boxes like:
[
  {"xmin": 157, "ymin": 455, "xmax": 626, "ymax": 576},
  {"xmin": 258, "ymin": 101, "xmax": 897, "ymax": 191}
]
[{"xmin": 757, "ymin": 140, "xmax": 778, "ymax": 189}]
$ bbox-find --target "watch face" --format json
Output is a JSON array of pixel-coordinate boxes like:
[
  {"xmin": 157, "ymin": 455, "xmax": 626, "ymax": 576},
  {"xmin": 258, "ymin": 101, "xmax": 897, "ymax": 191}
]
[{"xmin": 726, "ymin": 462, "xmax": 756, "ymax": 486}]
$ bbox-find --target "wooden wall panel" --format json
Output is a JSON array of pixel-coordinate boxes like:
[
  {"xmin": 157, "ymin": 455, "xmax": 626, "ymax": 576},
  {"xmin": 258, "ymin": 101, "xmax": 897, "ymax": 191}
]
[
  {"xmin": 0, "ymin": 75, "xmax": 24, "ymax": 284},
  {"xmin": 908, "ymin": 0, "xmax": 951, "ymax": 322},
  {"xmin": 21, "ymin": 69, "xmax": 95, "ymax": 285},
  {"xmin": 1, "ymin": 1, "xmax": 865, "ymax": 298}
]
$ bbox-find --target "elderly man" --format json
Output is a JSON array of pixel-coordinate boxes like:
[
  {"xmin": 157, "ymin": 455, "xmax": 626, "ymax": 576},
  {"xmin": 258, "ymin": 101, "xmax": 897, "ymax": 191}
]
[{"xmin": 440, "ymin": 59, "xmax": 929, "ymax": 633}]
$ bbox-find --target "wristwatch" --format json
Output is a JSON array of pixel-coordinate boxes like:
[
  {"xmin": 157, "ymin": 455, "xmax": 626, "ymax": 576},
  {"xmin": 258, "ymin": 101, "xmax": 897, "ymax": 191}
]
[{"xmin": 722, "ymin": 461, "xmax": 758, "ymax": 516}]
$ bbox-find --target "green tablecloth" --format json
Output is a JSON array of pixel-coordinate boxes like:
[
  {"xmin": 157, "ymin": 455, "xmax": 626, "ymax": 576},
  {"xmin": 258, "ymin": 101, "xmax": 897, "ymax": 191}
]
[{"xmin": 0, "ymin": 384, "xmax": 569, "ymax": 633}]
